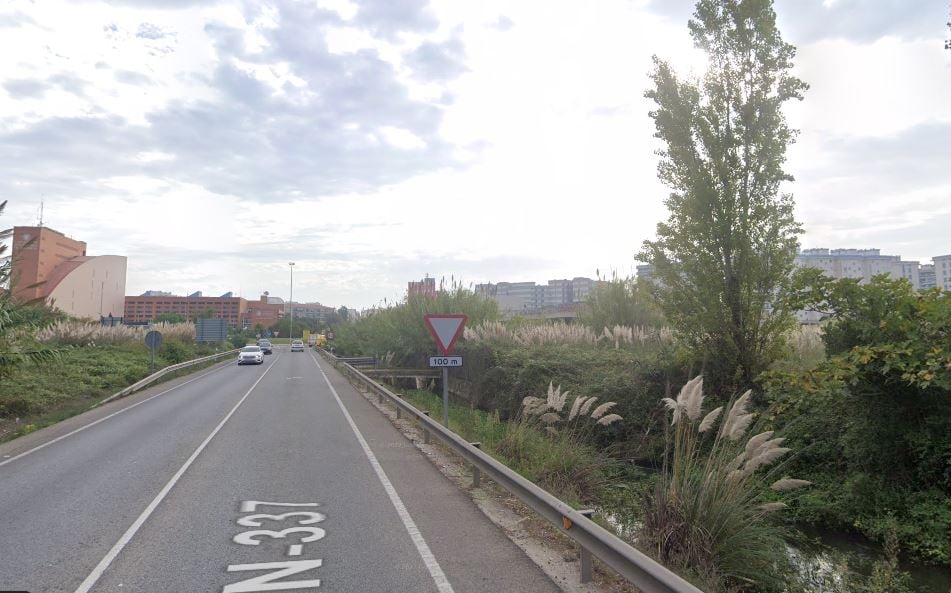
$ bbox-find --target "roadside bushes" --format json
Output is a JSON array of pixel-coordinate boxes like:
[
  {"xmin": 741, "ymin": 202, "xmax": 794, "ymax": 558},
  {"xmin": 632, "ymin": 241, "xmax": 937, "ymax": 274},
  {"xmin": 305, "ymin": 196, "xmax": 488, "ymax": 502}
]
[
  {"xmin": 639, "ymin": 377, "xmax": 810, "ymax": 593},
  {"xmin": 766, "ymin": 277, "xmax": 951, "ymax": 565},
  {"xmin": 332, "ymin": 287, "xmax": 499, "ymax": 363},
  {"xmin": 454, "ymin": 339, "xmax": 679, "ymax": 461},
  {"xmin": 0, "ymin": 328, "xmax": 219, "ymax": 421}
]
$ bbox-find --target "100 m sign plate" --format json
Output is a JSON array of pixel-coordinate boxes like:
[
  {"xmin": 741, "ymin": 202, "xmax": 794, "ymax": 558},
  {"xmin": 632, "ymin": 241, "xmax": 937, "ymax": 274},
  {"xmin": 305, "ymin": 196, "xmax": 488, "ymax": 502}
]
[{"xmin": 429, "ymin": 356, "xmax": 462, "ymax": 368}]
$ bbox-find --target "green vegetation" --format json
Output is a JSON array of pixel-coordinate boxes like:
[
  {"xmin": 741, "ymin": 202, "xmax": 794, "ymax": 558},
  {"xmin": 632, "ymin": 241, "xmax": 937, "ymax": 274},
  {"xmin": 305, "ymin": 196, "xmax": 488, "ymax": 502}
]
[
  {"xmin": 766, "ymin": 277, "xmax": 951, "ymax": 565},
  {"xmin": 579, "ymin": 274, "xmax": 665, "ymax": 330},
  {"xmin": 333, "ymin": 285, "xmax": 498, "ymax": 365},
  {"xmin": 155, "ymin": 312, "xmax": 185, "ymax": 324},
  {"xmin": 638, "ymin": 0, "xmax": 808, "ymax": 394},
  {"xmin": 333, "ymin": 275, "xmax": 948, "ymax": 589},
  {"xmin": 396, "ymin": 387, "xmax": 615, "ymax": 507},
  {"xmin": 641, "ymin": 377, "xmax": 810, "ymax": 592},
  {"xmin": 0, "ymin": 321, "xmax": 225, "ymax": 439}
]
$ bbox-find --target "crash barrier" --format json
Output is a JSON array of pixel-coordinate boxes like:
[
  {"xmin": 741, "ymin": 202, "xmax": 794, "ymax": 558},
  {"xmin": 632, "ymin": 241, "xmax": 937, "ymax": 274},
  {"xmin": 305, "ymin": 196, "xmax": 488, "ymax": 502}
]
[
  {"xmin": 94, "ymin": 349, "xmax": 238, "ymax": 408},
  {"xmin": 318, "ymin": 348, "xmax": 704, "ymax": 593},
  {"xmin": 334, "ymin": 356, "xmax": 377, "ymax": 367}
]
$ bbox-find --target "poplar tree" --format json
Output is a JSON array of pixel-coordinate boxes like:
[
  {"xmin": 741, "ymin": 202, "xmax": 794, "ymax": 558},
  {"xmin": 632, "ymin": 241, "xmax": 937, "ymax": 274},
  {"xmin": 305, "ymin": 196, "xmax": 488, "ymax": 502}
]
[{"xmin": 638, "ymin": 0, "xmax": 807, "ymax": 391}]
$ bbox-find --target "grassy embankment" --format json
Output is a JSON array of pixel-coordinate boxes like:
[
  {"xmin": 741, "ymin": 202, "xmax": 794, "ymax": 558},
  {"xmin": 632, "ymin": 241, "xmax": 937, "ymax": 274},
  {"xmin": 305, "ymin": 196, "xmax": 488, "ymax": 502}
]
[{"xmin": 0, "ymin": 321, "xmax": 227, "ymax": 442}]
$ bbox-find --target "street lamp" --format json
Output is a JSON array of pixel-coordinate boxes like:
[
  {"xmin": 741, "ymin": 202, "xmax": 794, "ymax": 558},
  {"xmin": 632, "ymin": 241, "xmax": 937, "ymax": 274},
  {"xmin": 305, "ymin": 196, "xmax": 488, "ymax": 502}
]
[{"xmin": 289, "ymin": 262, "xmax": 295, "ymax": 343}]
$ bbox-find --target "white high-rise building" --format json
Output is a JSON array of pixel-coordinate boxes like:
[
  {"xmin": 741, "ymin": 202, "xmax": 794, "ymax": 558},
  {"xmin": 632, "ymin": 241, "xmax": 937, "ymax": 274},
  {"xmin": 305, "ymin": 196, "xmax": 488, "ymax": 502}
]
[
  {"xmin": 795, "ymin": 248, "xmax": 908, "ymax": 285},
  {"xmin": 933, "ymin": 255, "xmax": 951, "ymax": 291},
  {"xmin": 920, "ymin": 264, "xmax": 936, "ymax": 289}
]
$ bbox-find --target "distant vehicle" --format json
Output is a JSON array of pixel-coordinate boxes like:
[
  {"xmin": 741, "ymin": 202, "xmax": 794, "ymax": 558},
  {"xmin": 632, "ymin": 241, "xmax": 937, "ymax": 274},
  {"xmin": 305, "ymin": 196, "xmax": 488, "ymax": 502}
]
[
  {"xmin": 257, "ymin": 340, "xmax": 273, "ymax": 354},
  {"xmin": 314, "ymin": 334, "xmax": 327, "ymax": 348},
  {"xmin": 238, "ymin": 346, "xmax": 264, "ymax": 365},
  {"xmin": 308, "ymin": 334, "xmax": 317, "ymax": 347},
  {"xmin": 291, "ymin": 340, "xmax": 305, "ymax": 352}
]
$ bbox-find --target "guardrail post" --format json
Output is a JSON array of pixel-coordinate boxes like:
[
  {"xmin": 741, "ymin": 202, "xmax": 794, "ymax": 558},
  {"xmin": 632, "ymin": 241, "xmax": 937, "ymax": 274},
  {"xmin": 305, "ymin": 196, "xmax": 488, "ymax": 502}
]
[
  {"xmin": 377, "ymin": 390, "xmax": 384, "ymax": 404},
  {"xmin": 421, "ymin": 411, "xmax": 431, "ymax": 444},
  {"xmin": 577, "ymin": 509, "xmax": 595, "ymax": 583},
  {"xmin": 470, "ymin": 442, "xmax": 482, "ymax": 487},
  {"xmin": 396, "ymin": 402, "xmax": 402, "ymax": 420}
]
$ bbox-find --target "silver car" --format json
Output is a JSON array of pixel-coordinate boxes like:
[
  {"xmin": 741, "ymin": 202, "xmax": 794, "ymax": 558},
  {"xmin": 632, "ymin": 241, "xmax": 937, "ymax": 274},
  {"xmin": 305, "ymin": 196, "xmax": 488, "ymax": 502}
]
[
  {"xmin": 238, "ymin": 345, "xmax": 264, "ymax": 365},
  {"xmin": 291, "ymin": 340, "xmax": 305, "ymax": 352}
]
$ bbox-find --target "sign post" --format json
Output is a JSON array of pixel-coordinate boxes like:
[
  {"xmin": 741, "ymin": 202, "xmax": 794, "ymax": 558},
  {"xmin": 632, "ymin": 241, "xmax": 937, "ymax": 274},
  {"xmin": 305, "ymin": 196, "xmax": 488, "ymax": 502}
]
[
  {"xmin": 145, "ymin": 330, "xmax": 163, "ymax": 373},
  {"xmin": 423, "ymin": 315, "xmax": 467, "ymax": 427}
]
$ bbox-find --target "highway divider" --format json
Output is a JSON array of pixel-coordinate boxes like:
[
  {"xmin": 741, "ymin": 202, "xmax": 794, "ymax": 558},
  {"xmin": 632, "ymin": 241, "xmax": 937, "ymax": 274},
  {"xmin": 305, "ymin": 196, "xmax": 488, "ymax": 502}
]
[
  {"xmin": 93, "ymin": 349, "xmax": 238, "ymax": 408},
  {"xmin": 318, "ymin": 348, "xmax": 704, "ymax": 593}
]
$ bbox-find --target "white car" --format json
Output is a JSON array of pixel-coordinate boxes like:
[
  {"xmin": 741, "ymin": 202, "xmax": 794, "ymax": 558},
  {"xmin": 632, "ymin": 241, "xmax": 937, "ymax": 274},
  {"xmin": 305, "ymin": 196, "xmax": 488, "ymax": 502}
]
[
  {"xmin": 238, "ymin": 345, "xmax": 264, "ymax": 365},
  {"xmin": 291, "ymin": 340, "xmax": 305, "ymax": 352}
]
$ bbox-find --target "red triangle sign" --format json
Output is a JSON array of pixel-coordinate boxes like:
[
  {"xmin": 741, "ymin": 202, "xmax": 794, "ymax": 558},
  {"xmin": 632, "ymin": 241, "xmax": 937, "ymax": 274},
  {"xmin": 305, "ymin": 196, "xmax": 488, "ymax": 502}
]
[{"xmin": 424, "ymin": 314, "xmax": 468, "ymax": 354}]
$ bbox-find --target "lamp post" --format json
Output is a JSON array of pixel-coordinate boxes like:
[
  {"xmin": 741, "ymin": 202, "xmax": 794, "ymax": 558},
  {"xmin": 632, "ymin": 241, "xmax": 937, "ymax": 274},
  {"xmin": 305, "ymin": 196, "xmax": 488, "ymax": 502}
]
[{"xmin": 289, "ymin": 262, "xmax": 295, "ymax": 344}]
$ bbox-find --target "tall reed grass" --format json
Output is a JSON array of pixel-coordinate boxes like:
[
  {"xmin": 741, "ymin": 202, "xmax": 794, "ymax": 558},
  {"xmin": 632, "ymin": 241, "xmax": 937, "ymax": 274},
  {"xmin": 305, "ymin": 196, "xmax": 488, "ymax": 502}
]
[
  {"xmin": 639, "ymin": 377, "xmax": 810, "ymax": 592},
  {"xmin": 36, "ymin": 321, "xmax": 196, "ymax": 346},
  {"xmin": 464, "ymin": 321, "xmax": 673, "ymax": 348}
]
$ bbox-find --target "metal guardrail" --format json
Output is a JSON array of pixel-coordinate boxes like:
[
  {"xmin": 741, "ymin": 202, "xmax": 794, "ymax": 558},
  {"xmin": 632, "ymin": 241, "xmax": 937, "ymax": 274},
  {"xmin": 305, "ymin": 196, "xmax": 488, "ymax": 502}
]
[
  {"xmin": 362, "ymin": 368, "xmax": 441, "ymax": 379},
  {"xmin": 94, "ymin": 349, "xmax": 238, "ymax": 408},
  {"xmin": 334, "ymin": 356, "xmax": 377, "ymax": 367},
  {"xmin": 318, "ymin": 349, "xmax": 704, "ymax": 593}
]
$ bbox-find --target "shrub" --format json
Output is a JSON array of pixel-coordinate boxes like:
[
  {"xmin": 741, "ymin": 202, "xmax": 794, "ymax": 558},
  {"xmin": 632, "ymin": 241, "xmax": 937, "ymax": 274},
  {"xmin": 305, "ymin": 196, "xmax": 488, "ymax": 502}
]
[{"xmin": 638, "ymin": 377, "xmax": 810, "ymax": 592}]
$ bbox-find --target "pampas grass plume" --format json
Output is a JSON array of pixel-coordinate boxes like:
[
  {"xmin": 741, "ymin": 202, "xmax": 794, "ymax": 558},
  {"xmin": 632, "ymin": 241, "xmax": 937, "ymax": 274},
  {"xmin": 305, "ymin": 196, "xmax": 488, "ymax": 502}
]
[
  {"xmin": 596, "ymin": 413, "xmax": 622, "ymax": 426},
  {"xmin": 698, "ymin": 406, "xmax": 722, "ymax": 433},
  {"xmin": 771, "ymin": 478, "xmax": 812, "ymax": 492},
  {"xmin": 591, "ymin": 402, "xmax": 617, "ymax": 419}
]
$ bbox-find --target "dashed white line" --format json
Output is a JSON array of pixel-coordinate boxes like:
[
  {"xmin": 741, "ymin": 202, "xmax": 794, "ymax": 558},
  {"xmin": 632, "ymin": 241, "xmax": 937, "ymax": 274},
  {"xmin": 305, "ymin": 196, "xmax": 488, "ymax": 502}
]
[
  {"xmin": 72, "ymin": 357, "xmax": 279, "ymax": 593},
  {"xmin": 312, "ymin": 353, "xmax": 455, "ymax": 593}
]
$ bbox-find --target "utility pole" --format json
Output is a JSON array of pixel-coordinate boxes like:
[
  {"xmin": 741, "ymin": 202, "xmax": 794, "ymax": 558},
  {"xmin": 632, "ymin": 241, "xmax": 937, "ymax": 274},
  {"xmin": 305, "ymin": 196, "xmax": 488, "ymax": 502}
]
[{"xmin": 289, "ymin": 262, "xmax": 295, "ymax": 342}]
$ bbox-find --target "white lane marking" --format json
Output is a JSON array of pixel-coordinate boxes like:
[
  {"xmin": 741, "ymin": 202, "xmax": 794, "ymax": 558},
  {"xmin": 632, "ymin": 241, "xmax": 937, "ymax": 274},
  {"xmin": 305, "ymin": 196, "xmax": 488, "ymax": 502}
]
[
  {"xmin": 72, "ymin": 357, "xmax": 280, "ymax": 593},
  {"xmin": 0, "ymin": 361, "xmax": 233, "ymax": 469},
  {"xmin": 311, "ymin": 354, "xmax": 455, "ymax": 593},
  {"xmin": 287, "ymin": 544, "xmax": 303, "ymax": 556}
]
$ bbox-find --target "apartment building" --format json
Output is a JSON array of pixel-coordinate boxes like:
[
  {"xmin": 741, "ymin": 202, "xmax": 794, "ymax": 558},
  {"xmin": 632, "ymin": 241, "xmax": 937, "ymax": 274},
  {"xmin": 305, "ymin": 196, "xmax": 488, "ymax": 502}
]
[
  {"xmin": 920, "ymin": 264, "xmax": 936, "ymax": 289},
  {"xmin": 407, "ymin": 276, "xmax": 437, "ymax": 298},
  {"xmin": 287, "ymin": 302, "xmax": 336, "ymax": 324},
  {"xmin": 476, "ymin": 277, "xmax": 599, "ymax": 315},
  {"xmin": 933, "ymin": 255, "xmax": 951, "ymax": 291},
  {"xmin": 124, "ymin": 294, "xmax": 247, "ymax": 327}
]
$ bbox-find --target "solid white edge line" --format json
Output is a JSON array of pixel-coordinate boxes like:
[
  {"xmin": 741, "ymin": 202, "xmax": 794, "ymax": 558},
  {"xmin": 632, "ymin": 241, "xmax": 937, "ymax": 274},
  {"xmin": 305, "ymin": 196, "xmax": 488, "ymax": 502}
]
[
  {"xmin": 312, "ymin": 353, "xmax": 455, "ymax": 593},
  {"xmin": 0, "ymin": 359, "xmax": 234, "ymax": 469},
  {"xmin": 72, "ymin": 356, "xmax": 280, "ymax": 593}
]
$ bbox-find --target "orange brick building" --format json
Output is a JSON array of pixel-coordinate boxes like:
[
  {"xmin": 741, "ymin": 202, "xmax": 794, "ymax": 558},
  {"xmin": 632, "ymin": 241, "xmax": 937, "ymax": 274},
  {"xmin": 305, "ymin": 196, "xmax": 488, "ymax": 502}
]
[
  {"xmin": 11, "ymin": 226, "xmax": 127, "ymax": 319},
  {"xmin": 123, "ymin": 294, "xmax": 285, "ymax": 329},
  {"xmin": 124, "ymin": 295, "xmax": 248, "ymax": 327}
]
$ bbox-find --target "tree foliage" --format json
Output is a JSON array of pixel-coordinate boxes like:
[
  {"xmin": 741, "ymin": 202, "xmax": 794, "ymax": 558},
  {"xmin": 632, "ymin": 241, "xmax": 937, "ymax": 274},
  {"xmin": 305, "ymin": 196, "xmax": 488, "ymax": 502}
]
[
  {"xmin": 579, "ymin": 275, "xmax": 665, "ymax": 330},
  {"xmin": 638, "ymin": 0, "xmax": 807, "ymax": 393},
  {"xmin": 332, "ymin": 286, "xmax": 498, "ymax": 364},
  {"xmin": 766, "ymin": 275, "xmax": 951, "ymax": 564},
  {"xmin": 155, "ymin": 312, "xmax": 185, "ymax": 324}
]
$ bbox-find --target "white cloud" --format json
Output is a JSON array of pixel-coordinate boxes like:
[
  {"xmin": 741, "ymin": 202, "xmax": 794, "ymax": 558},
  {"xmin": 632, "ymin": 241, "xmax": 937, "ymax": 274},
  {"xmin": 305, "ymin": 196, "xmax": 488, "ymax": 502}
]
[
  {"xmin": 1, "ymin": 0, "xmax": 949, "ymax": 309},
  {"xmin": 378, "ymin": 125, "xmax": 427, "ymax": 149}
]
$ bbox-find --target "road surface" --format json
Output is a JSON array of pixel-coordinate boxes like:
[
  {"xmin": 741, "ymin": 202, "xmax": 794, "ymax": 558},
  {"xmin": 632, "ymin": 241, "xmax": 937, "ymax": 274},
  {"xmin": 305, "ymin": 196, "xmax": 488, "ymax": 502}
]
[{"xmin": 0, "ymin": 348, "xmax": 560, "ymax": 593}]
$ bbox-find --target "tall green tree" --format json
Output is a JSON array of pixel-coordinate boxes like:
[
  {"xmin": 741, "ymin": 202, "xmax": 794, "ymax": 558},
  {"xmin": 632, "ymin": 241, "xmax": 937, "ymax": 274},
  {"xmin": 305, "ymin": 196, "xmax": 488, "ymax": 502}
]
[
  {"xmin": 580, "ymin": 274, "xmax": 665, "ymax": 330},
  {"xmin": 638, "ymin": 0, "xmax": 807, "ymax": 392}
]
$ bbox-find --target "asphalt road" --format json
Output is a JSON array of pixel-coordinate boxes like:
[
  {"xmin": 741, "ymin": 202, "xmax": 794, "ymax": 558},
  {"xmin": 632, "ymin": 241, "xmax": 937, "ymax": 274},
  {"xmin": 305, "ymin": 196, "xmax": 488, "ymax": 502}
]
[{"xmin": 0, "ymin": 347, "xmax": 561, "ymax": 593}]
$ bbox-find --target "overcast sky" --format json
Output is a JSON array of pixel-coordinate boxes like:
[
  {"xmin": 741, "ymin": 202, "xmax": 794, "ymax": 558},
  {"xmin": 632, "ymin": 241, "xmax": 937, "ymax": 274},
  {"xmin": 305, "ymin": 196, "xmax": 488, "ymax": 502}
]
[{"xmin": 2, "ymin": 0, "xmax": 949, "ymax": 309}]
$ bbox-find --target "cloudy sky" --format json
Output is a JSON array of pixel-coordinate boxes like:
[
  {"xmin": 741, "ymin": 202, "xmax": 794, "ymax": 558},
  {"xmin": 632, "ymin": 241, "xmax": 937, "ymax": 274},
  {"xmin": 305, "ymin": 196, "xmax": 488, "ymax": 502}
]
[{"xmin": 1, "ymin": 0, "xmax": 949, "ymax": 309}]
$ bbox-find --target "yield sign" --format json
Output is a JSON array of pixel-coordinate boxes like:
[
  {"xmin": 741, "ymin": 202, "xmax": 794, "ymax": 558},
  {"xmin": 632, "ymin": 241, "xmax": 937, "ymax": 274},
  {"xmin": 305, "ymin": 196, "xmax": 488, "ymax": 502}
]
[{"xmin": 424, "ymin": 314, "xmax": 468, "ymax": 355}]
